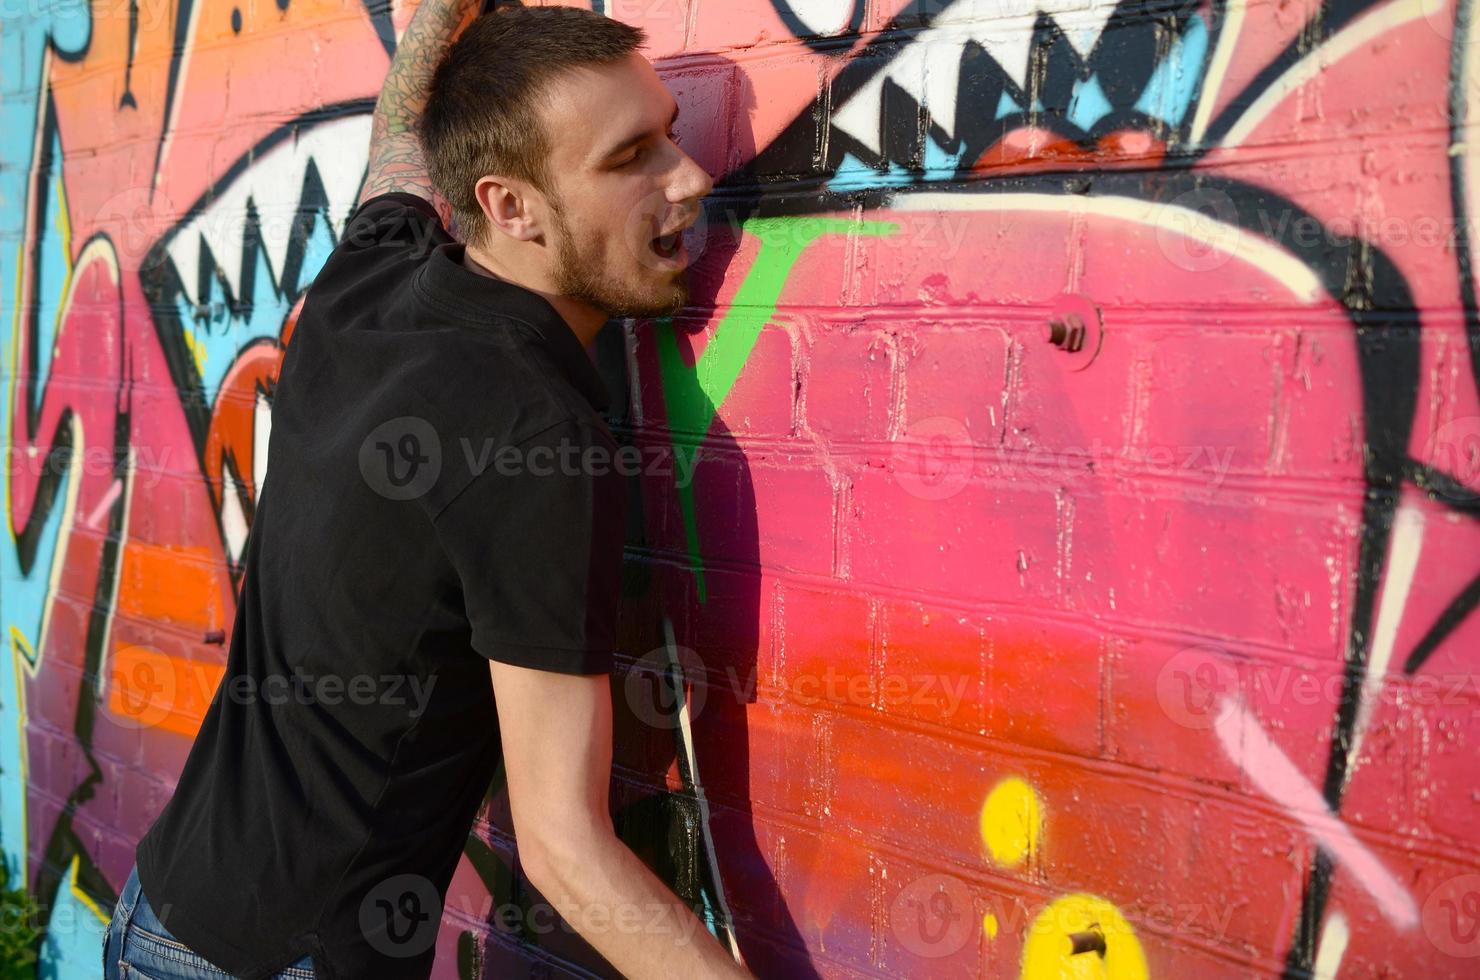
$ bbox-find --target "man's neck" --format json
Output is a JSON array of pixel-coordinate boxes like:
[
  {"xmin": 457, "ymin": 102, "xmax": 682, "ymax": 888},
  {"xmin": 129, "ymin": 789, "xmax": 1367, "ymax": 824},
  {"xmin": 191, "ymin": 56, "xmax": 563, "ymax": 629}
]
[{"xmin": 460, "ymin": 245, "xmax": 606, "ymax": 348}]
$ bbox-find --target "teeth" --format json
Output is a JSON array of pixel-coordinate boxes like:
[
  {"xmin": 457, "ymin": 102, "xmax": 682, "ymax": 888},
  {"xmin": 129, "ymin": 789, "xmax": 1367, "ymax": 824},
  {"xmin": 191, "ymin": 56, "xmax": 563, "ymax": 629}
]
[
  {"xmin": 165, "ymin": 230, "xmax": 203, "ymax": 306},
  {"xmin": 165, "ymin": 113, "xmax": 372, "ymax": 308},
  {"xmin": 220, "ymin": 470, "xmax": 248, "ymax": 566},
  {"xmin": 831, "ymin": 0, "xmax": 1119, "ymax": 154},
  {"xmin": 253, "ymin": 390, "xmax": 271, "ymax": 500}
]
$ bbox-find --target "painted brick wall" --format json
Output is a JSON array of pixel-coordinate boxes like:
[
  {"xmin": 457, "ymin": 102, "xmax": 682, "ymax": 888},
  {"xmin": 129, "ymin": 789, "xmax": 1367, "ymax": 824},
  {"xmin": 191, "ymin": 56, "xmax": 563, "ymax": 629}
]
[{"xmin": 3, "ymin": 0, "xmax": 1480, "ymax": 976}]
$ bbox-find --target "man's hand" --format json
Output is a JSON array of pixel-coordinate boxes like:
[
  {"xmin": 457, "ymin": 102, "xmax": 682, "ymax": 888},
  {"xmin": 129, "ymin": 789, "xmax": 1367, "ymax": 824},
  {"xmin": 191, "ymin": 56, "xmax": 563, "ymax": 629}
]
[
  {"xmin": 489, "ymin": 660, "xmax": 754, "ymax": 979},
  {"xmin": 359, "ymin": 0, "xmax": 482, "ymax": 213}
]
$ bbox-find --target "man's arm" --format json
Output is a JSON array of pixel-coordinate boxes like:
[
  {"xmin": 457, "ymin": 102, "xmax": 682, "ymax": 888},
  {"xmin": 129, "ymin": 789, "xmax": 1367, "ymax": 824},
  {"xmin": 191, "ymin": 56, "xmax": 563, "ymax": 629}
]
[
  {"xmin": 489, "ymin": 660, "xmax": 754, "ymax": 979},
  {"xmin": 359, "ymin": 0, "xmax": 482, "ymax": 228}
]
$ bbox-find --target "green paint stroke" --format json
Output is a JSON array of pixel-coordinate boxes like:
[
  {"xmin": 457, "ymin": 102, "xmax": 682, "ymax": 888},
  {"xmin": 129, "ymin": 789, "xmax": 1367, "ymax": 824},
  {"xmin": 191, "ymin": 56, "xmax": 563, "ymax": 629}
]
[{"xmin": 655, "ymin": 215, "xmax": 897, "ymax": 602}]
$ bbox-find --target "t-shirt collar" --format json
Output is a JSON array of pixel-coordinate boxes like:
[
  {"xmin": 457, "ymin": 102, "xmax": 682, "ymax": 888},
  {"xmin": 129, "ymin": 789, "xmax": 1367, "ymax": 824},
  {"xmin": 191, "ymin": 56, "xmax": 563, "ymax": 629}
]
[{"xmin": 418, "ymin": 242, "xmax": 611, "ymax": 413}]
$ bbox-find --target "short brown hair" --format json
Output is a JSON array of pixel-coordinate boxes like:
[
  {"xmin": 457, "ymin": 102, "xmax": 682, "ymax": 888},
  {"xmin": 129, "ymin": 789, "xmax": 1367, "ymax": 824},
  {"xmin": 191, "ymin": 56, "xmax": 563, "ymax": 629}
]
[{"xmin": 420, "ymin": 7, "xmax": 645, "ymax": 247}]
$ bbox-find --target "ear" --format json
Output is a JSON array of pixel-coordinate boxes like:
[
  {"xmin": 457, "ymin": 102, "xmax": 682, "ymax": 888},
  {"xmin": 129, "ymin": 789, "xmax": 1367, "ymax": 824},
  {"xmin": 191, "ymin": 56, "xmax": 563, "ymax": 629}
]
[{"xmin": 473, "ymin": 173, "xmax": 547, "ymax": 243}]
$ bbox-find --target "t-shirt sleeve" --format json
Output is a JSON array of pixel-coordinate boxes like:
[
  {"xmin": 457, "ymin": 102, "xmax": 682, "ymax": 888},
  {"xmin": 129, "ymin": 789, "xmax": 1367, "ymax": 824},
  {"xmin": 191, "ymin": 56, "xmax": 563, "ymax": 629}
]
[{"xmin": 431, "ymin": 418, "xmax": 626, "ymax": 674}]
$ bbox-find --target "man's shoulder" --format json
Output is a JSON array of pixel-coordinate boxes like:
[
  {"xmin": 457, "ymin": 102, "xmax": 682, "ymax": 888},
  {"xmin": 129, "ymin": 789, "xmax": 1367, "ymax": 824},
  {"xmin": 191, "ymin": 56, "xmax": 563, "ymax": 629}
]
[
  {"xmin": 341, "ymin": 192, "xmax": 446, "ymax": 249},
  {"xmin": 343, "ymin": 192, "xmax": 441, "ymax": 239},
  {"xmin": 297, "ymin": 193, "xmax": 449, "ymax": 321}
]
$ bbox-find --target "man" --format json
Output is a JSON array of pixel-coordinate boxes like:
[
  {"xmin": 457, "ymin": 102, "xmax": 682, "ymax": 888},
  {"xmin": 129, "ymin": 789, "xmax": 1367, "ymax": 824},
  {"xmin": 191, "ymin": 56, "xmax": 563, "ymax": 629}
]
[{"xmin": 102, "ymin": 4, "xmax": 751, "ymax": 979}]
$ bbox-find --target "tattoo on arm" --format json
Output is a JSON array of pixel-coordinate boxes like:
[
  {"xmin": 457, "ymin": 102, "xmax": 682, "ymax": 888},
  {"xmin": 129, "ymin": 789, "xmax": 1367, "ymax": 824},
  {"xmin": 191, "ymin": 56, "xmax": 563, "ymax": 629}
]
[{"xmin": 359, "ymin": 0, "xmax": 482, "ymax": 216}]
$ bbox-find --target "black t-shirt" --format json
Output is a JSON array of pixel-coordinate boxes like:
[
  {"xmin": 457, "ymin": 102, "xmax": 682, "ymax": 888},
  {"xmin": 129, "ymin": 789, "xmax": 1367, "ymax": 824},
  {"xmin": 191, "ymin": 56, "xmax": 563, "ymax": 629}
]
[{"xmin": 135, "ymin": 193, "xmax": 626, "ymax": 979}]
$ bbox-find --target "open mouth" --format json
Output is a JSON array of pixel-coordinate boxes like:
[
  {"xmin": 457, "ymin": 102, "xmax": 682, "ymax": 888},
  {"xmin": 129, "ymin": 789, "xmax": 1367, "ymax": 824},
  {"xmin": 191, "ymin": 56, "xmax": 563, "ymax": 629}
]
[{"xmin": 651, "ymin": 230, "xmax": 683, "ymax": 261}]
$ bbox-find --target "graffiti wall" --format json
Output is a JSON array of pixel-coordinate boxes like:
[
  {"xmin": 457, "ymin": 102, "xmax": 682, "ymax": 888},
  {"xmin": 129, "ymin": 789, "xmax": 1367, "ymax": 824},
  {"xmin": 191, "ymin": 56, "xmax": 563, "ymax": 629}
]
[{"xmin": 2, "ymin": 0, "xmax": 1478, "ymax": 975}]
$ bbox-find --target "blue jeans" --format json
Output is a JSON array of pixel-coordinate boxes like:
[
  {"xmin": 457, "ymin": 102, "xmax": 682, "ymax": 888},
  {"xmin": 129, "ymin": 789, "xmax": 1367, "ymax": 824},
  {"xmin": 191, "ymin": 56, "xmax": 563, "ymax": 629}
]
[{"xmin": 103, "ymin": 864, "xmax": 314, "ymax": 979}]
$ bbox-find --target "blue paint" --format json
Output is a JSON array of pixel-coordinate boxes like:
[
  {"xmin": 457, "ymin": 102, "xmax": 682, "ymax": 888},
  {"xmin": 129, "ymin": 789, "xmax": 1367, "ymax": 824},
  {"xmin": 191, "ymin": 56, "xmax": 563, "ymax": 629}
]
[
  {"xmin": 828, "ymin": 137, "xmax": 966, "ymax": 192},
  {"xmin": 32, "ymin": 128, "xmax": 71, "ymax": 414},
  {"xmin": 828, "ymin": 152, "xmax": 918, "ymax": 192},
  {"xmin": 1067, "ymin": 75, "xmax": 1113, "ymax": 132},
  {"xmin": 922, "ymin": 136, "xmax": 966, "ymax": 180},
  {"xmin": 1135, "ymin": 14, "xmax": 1209, "ymax": 127},
  {"xmin": 175, "ymin": 209, "xmax": 341, "ymax": 403},
  {"xmin": 37, "ymin": 875, "xmax": 108, "ymax": 979},
  {"xmin": 0, "ymin": 10, "xmax": 92, "ymax": 892}
]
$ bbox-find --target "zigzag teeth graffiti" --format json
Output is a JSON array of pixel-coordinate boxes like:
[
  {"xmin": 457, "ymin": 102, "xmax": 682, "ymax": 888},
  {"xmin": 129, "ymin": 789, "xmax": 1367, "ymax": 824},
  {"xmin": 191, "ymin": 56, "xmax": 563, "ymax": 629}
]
[
  {"xmin": 163, "ymin": 115, "xmax": 372, "ymax": 310},
  {"xmin": 832, "ymin": 0, "xmax": 1122, "ymax": 143},
  {"xmin": 814, "ymin": 0, "xmax": 1207, "ymax": 183}
]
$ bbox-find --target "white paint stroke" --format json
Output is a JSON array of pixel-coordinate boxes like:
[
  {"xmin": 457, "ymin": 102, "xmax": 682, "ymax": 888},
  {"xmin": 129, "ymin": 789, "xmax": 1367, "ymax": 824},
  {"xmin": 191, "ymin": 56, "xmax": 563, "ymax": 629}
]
[
  {"xmin": 895, "ymin": 192, "xmax": 1324, "ymax": 300},
  {"xmin": 831, "ymin": 0, "xmax": 1118, "ymax": 152},
  {"xmin": 1213, "ymin": 695, "xmax": 1418, "ymax": 928},
  {"xmin": 1345, "ymin": 504, "xmax": 1423, "ymax": 788},
  {"xmin": 1220, "ymin": 0, "xmax": 1429, "ymax": 148},
  {"xmin": 1189, "ymin": 0, "xmax": 1247, "ymax": 144},
  {"xmin": 1314, "ymin": 911, "xmax": 1350, "ymax": 980}
]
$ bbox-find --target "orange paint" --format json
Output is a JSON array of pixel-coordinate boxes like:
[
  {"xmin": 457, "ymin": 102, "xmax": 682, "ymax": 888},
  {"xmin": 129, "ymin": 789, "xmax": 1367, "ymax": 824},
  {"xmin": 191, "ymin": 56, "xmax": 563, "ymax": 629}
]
[
  {"xmin": 115, "ymin": 542, "xmax": 225, "ymax": 629},
  {"xmin": 204, "ymin": 342, "xmax": 282, "ymax": 514},
  {"xmin": 974, "ymin": 127, "xmax": 1167, "ymax": 174},
  {"xmin": 108, "ymin": 644, "xmax": 225, "ymax": 738}
]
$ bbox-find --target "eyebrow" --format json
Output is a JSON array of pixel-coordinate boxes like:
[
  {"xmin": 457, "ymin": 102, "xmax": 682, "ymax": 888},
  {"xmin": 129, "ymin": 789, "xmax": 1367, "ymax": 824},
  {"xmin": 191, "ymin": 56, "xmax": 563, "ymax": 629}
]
[{"xmin": 600, "ymin": 102, "xmax": 681, "ymax": 163}]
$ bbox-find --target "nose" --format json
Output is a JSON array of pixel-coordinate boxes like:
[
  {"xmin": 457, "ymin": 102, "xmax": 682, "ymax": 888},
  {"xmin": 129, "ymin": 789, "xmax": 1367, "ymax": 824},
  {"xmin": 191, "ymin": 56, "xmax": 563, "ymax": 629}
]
[{"xmin": 668, "ymin": 145, "xmax": 714, "ymax": 206}]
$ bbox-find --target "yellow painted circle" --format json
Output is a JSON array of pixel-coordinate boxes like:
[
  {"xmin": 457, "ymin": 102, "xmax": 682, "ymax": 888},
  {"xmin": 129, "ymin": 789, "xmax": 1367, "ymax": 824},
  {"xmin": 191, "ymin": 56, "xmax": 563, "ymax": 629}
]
[
  {"xmin": 1020, "ymin": 894, "xmax": 1148, "ymax": 980},
  {"xmin": 979, "ymin": 777, "xmax": 1041, "ymax": 868}
]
